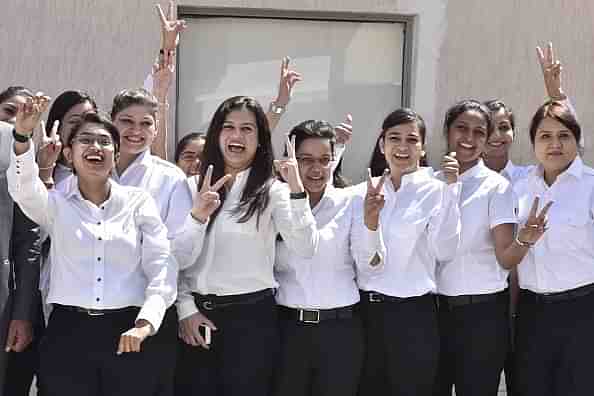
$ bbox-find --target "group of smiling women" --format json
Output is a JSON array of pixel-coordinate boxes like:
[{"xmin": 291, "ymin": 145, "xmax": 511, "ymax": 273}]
[{"xmin": 0, "ymin": 5, "xmax": 591, "ymax": 396}]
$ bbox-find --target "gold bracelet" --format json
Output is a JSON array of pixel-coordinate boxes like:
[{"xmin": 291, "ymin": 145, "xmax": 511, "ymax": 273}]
[
  {"xmin": 514, "ymin": 237, "xmax": 533, "ymax": 248},
  {"xmin": 38, "ymin": 164, "xmax": 55, "ymax": 171}
]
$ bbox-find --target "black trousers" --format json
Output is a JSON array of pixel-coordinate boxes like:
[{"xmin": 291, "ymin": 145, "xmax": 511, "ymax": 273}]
[
  {"xmin": 39, "ymin": 305, "xmax": 168, "ymax": 396},
  {"xmin": 4, "ymin": 292, "xmax": 45, "ymax": 396},
  {"xmin": 175, "ymin": 294, "xmax": 279, "ymax": 396},
  {"xmin": 153, "ymin": 306, "xmax": 179, "ymax": 396},
  {"xmin": 273, "ymin": 305, "xmax": 364, "ymax": 396},
  {"xmin": 358, "ymin": 293, "xmax": 439, "ymax": 396},
  {"xmin": 434, "ymin": 292, "xmax": 508, "ymax": 396},
  {"xmin": 515, "ymin": 289, "xmax": 594, "ymax": 396},
  {"xmin": 503, "ymin": 315, "xmax": 517, "ymax": 396}
]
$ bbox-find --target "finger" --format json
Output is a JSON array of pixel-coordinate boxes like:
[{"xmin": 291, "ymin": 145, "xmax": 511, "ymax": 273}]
[
  {"xmin": 286, "ymin": 135, "xmax": 296, "ymax": 159},
  {"xmin": 210, "ymin": 174, "xmax": 231, "ymax": 192},
  {"xmin": 203, "ymin": 317, "xmax": 217, "ymax": 330},
  {"xmin": 448, "ymin": 151, "xmax": 457, "ymax": 158},
  {"xmin": 202, "ymin": 165, "xmax": 213, "ymax": 192},
  {"xmin": 536, "ymin": 46, "xmax": 545, "ymax": 67},
  {"xmin": 528, "ymin": 196, "xmax": 540, "ymax": 219},
  {"xmin": 168, "ymin": 0, "xmax": 175, "ymax": 20},
  {"xmin": 537, "ymin": 200, "xmax": 554, "ymax": 221},
  {"xmin": 156, "ymin": 4, "xmax": 168, "ymax": 26},
  {"xmin": 346, "ymin": 113, "xmax": 353, "ymax": 124},
  {"xmin": 280, "ymin": 57, "xmax": 288, "ymax": 78},
  {"xmin": 376, "ymin": 168, "xmax": 389, "ymax": 192},
  {"xmin": 50, "ymin": 120, "xmax": 60, "ymax": 140},
  {"xmin": 4, "ymin": 326, "xmax": 16, "ymax": 352},
  {"xmin": 548, "ymin": 42, "xmax": 555, "ymax": 64},
  {"xmin": 366, "ymin": 168, "xmax": 373, "ymax": 192},
  {"xmin": 116, "ymin": 335, "xmax": 125, "ymax": 355}
]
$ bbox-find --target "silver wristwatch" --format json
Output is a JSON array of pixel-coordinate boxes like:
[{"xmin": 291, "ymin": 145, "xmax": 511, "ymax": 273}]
[{"xmin": 269, "ymin": 102, "xmax": 286, "ymax": 115}]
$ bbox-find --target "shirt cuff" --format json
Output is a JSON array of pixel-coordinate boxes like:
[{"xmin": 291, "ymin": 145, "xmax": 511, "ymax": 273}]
[
  {"xmin": 136, "ymin": 294, "xmax": 167, "ymax": 335},
  {"xmin": 364, "ymin": 227, "xmax": 386, "ymax": 270},
  {"xmin": 177, "ymin": 298, "xmax": 199, "ymax": 321}
]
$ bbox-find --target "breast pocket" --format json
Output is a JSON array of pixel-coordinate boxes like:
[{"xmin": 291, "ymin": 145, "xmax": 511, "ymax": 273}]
[{"xmin": 547, "ymin": 212, "xmax": 593, "ymax": 250}]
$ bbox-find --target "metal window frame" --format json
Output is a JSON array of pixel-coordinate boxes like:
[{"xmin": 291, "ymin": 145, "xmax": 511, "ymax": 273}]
[{"xmin": 176, "ymin": 6, "xmax": 415, "ymax": 139}]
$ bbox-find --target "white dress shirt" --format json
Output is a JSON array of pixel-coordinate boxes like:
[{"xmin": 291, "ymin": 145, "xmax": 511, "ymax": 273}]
[
  {"xmin": 112, "ymin": 149, "xmax": 192, "ymax": 235},
  {"xmin": 436, "ymin": 160, "xmax": 518, "ymax": 296},
  {"xmin": 355, "ymin": 167, "xmax": 461, "ymax": 297},
  {"xmin": 7, "ymin": 145, "xmax": 177, "ymax": 331},
  {"xmin": 501, "ymin": 160, "xmax": 533, "ymax": 185},
  {"xmin": 173, "ymin": 169, "xmax": 318, "ymax": 320},
  {"xmin": 274, "ymin": 186, "xmax": 384, "ymax": 309},
  {"xmin": 514, "ymin": 157, "xmax": 594, "ymax": 293}
]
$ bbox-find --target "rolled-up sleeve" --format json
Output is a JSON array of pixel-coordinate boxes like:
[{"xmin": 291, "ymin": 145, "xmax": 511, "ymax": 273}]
[
  {"xmin": 271, "ymin": 182, "xmax": 318, "ymax": 258},
  {"xmin": 7, "ymin": 143, "xmax": 52, "ymax": 230},
  {"xmin": 136, "ymin": 195, "xmax": 178, "ymax": 333}
]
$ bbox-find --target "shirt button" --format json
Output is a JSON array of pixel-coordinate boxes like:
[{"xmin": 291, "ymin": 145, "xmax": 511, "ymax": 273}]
[
  {"xmin": 97, "ymin": 257, "xmax": 101, "ymax": 261},
  {"xmin": 97, "ymin": 278, "xmax": 102, "ymax": 282},
  {"xmin": 98, "ymin": 237, "xmax": 102, "ymax": 241},
  {"xmin": 97, "ymin": 222, "xmax": 101, "ymax": 225},
  {"xmin": 96, "ymin": 298, "xmax": 100, "ymax": 302}
]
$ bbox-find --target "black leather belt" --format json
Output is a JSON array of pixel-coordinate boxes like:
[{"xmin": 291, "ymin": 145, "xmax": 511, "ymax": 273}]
[
  {"xmin": 192, "ymin": 289, "xmax": 274, "ymax": 311},
  {"xmin": 360, "ymin": 290, "xmax": 432, "ymax": 304},
  {"xmin": 437, "ymin": 289, "xmax": 507, "ymax": 310},
  {"xmin": 521, "ymin": 283, "xmax": 594, "ymax": 304},
  {"xmin": 278, "ymin": 304, "xmax": 357, "ymax": 324},
  {"xmin": 54, "ymin": 304, "xmax": 137, "ymax": 317}
]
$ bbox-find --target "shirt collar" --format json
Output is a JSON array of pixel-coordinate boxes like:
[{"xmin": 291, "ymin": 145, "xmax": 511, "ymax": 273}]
[
  {"xmin": 459, "ymin": 159, "xmax": 488, "ymax": 182},
  {"xmin": 530, "ymin": 156, "xmax": 583, "ymax": 182},
  {"xmin": 385, "ymin": 167, "xmax": 435, "ymax": 193},
  {"xmin": 64, "ymin": 177, "xmax": 116, "ymax": 204},
  {"xmin": 311, "ymin": 185, "xmax": 338, "ymax": 214},
  {"xmin": 501, "ymin": 160, "xmax": 516, "ymax": 180}
]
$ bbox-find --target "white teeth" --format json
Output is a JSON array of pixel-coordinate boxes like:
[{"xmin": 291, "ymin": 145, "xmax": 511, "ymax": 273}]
[
  {"xmin": 395, "ymin": 154, "xmax": 409, "ymax": 158},
  {"xmin": 228, "ymin": 143, "xmax": 245, "ymax": 153},
  {"xmin": 489, "ymin": 142, "xmax": 504, "ymax": 147},
  {"xmin": 126, "ymin": 136, "xmax": 143, "ymax": 143},
  {"xmin": 85, "ymin": 155, "xmax": 103, "ymax": 161},
  {"xmin": 460, "ymin": 143, "xmax": 474, "ymax": 149}
]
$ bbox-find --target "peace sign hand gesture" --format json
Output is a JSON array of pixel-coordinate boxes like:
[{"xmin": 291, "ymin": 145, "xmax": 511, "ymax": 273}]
[
  {"xmin": 364, "ymin": 168, "xmax": 388, "ymax": 231},
  {"xmin": 156, "ymin": 1, "xmax": 187, "ymax": 51},
  {"xmin": 275, "ymin": 57, "xmax": 302, "ymax": 107},
  {"xmin": 15, "ymin": 93, "xmax": 51, "ymax": 136},
  {"xmin": 37, "ymin": 120, "xmax": 62, "ymax": 170},
  {"xmin": 274, "ymin": 135, "xmax": 305, "ymax": 194},
  {"xmin": 536, "ymin": 42, "xmax": 566, "ymax": 101},
  {"xmin": 190, "ymin": 165, "xmax": 231, "ymax": 224},
  {"xmin": 517, "ymin": 197, "xmax": 553, "ymax": 246}
]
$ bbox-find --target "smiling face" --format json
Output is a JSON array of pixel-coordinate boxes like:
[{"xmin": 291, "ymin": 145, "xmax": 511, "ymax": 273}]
[
  {"xmin": 533, "ymin": 116, "xmax": 578, "ymax": 177},
  {"xmin": 63, "ymin": 123, "xmax": 117, "ymax": 180},
  {"xmin": 0, "ymin": 94, "xmax": 27, "ymax": 124},
  {"xmin": 218, "ymin": 109, "xmax": 259, "ymax": 173},
  {"xmin": 296, "ymin": 137, "xmax": 333, "ymax": 195},
  {"xmin": 177, "ymin": 137, "xmax": 205, "ymax": 176},
  {"xmin": 380, "ymin": 121, "xmax": 425, "ymax": 174},
  {"xmin": 112, "ymin": 105, "xmax": 157, "ymax": 155},
  {"xmin": 447, "ymin": 110, "xmax": 488, "ymax": 168},
  {"xmin": 485, "ymin": 108, "xmax": 514, "ymax": 159}
]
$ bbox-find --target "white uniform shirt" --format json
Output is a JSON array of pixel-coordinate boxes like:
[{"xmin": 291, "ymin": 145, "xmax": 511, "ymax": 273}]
[
  {"xmin": 112, "ymin": 149, "xmax": 192, "ymax": 234},
  {"xmin": 501, "ymin": 160, "xmax": 533, "ymax": 185},
  {"xmin": 173, "ymin": 169, "xmax": 318, "ymax": 320},
  {"xmin": 7, "ymin": 145, "xmax": 176, "ymax": 331},
  {"xmin": 436, "ymin": 160, "xmax": 518, "ymax": 296},
  {"xmin": 356, "ymin": 168, "xmax": 461, "ymax": 297},
  {"xmin": 514, "ymin": 157, "xmax": 594, "ymax": 293},
  {"xmin": 274, "ymin": 186, "xmax": 384, "ymax": 309}
]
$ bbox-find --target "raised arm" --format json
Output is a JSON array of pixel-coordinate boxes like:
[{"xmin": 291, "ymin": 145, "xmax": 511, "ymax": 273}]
[{"xmin": 267, "ymin": 57, "xmax": 302, "ymax": 131}]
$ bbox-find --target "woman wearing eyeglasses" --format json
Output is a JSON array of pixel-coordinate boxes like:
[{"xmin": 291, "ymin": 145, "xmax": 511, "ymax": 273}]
[
  {"xmin": 272, "ymin": 119, "xmax": 383, "ymax": 396},
  {"xmin": 7, "ymin": 98, "xmax": 176, "ymax": 396}
]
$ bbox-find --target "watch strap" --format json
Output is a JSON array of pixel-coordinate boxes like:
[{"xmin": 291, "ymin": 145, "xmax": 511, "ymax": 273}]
[{"xmin": 12, "ymin": 128, "xmax": 31, "ymax": 143}]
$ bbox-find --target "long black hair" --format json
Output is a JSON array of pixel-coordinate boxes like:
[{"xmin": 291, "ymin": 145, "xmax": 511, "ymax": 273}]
[
  {"xmin": 199, "ymin": 96, "xmax": 274, "ymax": 231},
  {"xmin": 46, "ymin": 90, "xmax": 97, "ymax": 136}
]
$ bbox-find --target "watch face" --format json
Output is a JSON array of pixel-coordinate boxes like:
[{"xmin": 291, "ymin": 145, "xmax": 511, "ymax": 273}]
[{"xmin": 271, "ymin": 104, "xmax": 285, "ymax": 114}]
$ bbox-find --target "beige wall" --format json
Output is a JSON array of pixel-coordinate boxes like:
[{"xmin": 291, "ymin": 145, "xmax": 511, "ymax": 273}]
[{"xmin": 3, "ymin": 0, "xmax": 593, "ymax": 169}]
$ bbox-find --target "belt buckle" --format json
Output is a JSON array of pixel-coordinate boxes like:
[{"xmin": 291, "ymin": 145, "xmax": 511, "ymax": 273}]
[
  {"xmin": 86, "ymin": 308, "xmax": 105, "ymax": 317},
  {"xmin": 368, "ymin": 292, "xmax": 383, "ymax": 303},
  {"xmin": 299, "ymin": 309, "xmax": 320, "ymax": 324},
  {"xmin": 201, "ymin": 300, "xmax": 215, "ymax": 311}
]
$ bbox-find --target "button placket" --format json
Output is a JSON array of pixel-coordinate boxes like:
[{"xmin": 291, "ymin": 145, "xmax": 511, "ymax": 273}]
[{"xmin": 93, "ymin": 214, "xmax": 106, "ymax": 308}]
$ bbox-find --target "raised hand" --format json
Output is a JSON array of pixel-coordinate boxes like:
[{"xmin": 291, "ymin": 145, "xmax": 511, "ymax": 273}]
[
  {"xmin": 441, "ymin": 152, "xmax": 459, "ymax": 184},
  {"xmin": 516, "ymin": 197, "xmax": 553, "ymax": 246},
  {"xmin": 190, "ymin": 165, "xmax": 231, "ymax": 223},
  {"xmin": 364, "ymin": 168, "xmax": 388, "ymax": 231},
  {"xmin": 335, "ymin": 114, "xmax": 353, "ymax": 145},
  {"xmin": 275, "ymin": 57, "xmax": 302, "ymax": 107},
  {"xmin": 536, "ymin": 42, "xmax": 565, "ymax": 101},
  {"xmin": 156, "ymin": 1, "xmax": 187, "ymax": 51},
  {"xmin": 152, "ymin": 49, "xmax": 175, "ymax": 102},
  {"xmin": 37, "ymin": 120, "xmax": 62, "ymax": 170},
  {"xmin": 274, "ymin": 135, "xmax": 305, "ymax": 194},
  {"xmin": 15, "ymin": 93, "xmax": 51, "ymax": 136}
]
